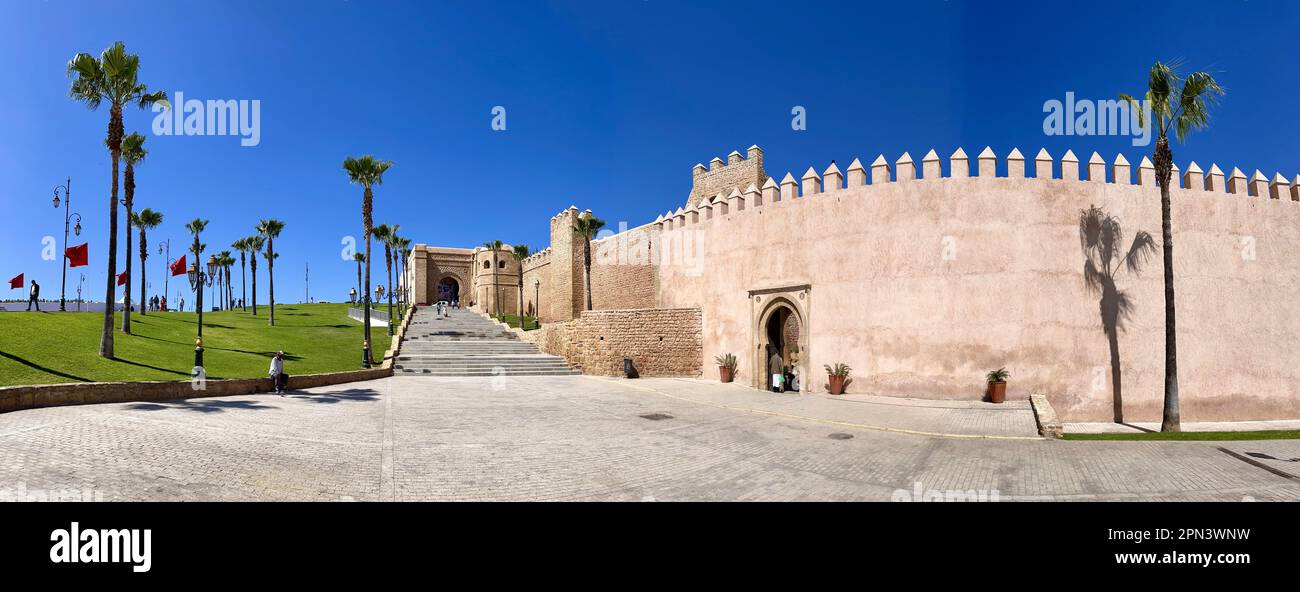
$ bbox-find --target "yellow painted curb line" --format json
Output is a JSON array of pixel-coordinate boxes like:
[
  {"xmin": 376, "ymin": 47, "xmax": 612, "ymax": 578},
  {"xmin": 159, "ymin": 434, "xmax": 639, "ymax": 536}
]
[{"xmin": 586, "ymin": 376, "xmax": 1044, "ymax": 442}]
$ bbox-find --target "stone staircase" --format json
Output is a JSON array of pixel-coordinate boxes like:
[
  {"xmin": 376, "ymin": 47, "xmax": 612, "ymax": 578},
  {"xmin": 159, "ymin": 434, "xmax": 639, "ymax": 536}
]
[{"xmin": 394, "ymin": 307, "xmax": 578, "ymax": 376}]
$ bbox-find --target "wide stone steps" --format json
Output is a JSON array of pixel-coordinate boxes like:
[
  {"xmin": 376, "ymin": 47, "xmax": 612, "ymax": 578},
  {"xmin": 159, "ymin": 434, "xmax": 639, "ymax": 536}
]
[{"xmin": 396, "ymin": 307, "xmax": 577, "ymax": 377}]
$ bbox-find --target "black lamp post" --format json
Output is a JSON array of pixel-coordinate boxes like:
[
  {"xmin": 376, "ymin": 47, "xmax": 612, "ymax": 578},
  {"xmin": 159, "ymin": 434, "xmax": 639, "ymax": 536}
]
[
  {"xmin": 187, "ymin": 261, "xmax": 213, "ymax": 368},
  {"xmin": 533, "ymin": 279, "xmax": 540, "ymax": 330},
  {"xmin": 52, "ymin": 179, "xmax": 80, "ymax": 311}
]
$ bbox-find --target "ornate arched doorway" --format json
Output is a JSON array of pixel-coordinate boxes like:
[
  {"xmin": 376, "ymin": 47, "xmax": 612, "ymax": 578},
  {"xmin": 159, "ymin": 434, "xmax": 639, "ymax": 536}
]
[
  {"xmin": 754, "ymin": 295, "xmax": 807, "ymax": 392},
  {"xmin": 436, "ymin": 276, "xmax": 460, "ymax": 303}
]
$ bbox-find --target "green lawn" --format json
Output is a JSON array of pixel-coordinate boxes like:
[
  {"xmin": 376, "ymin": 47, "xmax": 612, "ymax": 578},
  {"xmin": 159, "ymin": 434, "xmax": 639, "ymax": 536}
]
[
  {"xmin": 492, "ymin": 314, "xmax": 539, "ymax": 330},
  {"xmin": 0, "ymin": 303, "xmax": 370, "ymax": 386},
  {"xmin": 1064, "ymin": 430, "xmax": 1300, "ymax": 441}
]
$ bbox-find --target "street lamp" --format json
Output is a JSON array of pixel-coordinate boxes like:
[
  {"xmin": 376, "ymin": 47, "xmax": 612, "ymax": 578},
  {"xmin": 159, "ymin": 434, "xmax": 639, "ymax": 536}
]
[
  {"xmin": 533, "ymin": 279, "xmax": 540, "ymax": 330},
  {"xmin": 206, "ymin": 256, "xmax": 219, "ymax": 312},
  {"xmin": 158, "ymin": 239, "xmax": 170, "ymax": 311},
  {"xmin": 187, "ymin": 262, "xmax": 213, "ymax": 367},
  {"xmin": 52, "ymin": 179, "xmax": 80, "ymax": 311}
]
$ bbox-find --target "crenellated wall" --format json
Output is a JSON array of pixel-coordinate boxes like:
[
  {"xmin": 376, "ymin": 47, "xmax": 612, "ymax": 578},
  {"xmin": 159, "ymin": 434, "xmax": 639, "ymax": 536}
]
[
  {"xmin": 652, "ymin": 146, "xmax": 1300, "ymax": 422},
  {"xmin": 412, "ymin": 143, "xmax": 1300, "ymax": 423}
]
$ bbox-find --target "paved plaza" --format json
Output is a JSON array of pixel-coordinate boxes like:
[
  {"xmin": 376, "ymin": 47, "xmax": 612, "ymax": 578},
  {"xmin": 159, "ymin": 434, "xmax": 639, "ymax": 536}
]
[{"xmin": 1, "ymin": 375, "xmax": 1298, "ymax": 501}]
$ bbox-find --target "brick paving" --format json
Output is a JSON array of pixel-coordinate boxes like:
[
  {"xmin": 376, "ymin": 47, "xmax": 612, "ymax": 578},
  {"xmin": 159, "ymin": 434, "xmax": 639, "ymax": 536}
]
[{"xmin": 1, "ymin": 375, "xmax": 1297, "ymax": 501}]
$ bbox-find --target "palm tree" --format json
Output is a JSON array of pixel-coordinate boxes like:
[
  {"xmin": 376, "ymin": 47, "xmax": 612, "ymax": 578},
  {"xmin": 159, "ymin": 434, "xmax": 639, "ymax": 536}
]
[
  {"xmin": 133, "ymin": 208, "xmax": 163, "ymax": 316},
  {"xmin": 256, "ymin": 219, "xmax": 286, "ymax": 326},
  {"xmin": 115, "ymin": 132, "xmax": 148, "ymax": 333},
  {"xmin": 248, "ymin": 235, "xmax": 265, "ymax": 315},
  {"xmin": 1121, "ymin": 62, "xmax": 1224, "ymax": 432},
  {"xmin": 572, "ymin": 214, "xmax": 606, "ymax": 311},
  {"xmin": 68, "ymin": 41, "xmax": 168, "ymax": 358},
  {"xmin": 216, "ymin": 251, "xmax": 234, "ymax": 311},
  {"xmin": 343, "ymin": 155, "xmax": 394, "ymax": 366},
  {"xmin": 512, "ymin": 244, "xmax": 530, "ymax": 328},
  {"xmin": 232, "ymin": 237, "xmax": 251, "ymax": 311},
  {"xmin": 373, "ymin": 224, "xmax": 396, "ymax": 333},
  {"xmin": 396, "ymin": 237, "xmax": 413, "ymax": 317},
  {"xmin": 484, "ymin": 240, "xmax": 503, "ymax": 319},
  {"xmin": 1080, "ymin": 205, "xmax": 1156, "ymax": 424},
  {"xmin": 353, "ymin": 252, "xmax": 366, "ymax": 305},
  {"xmin": 185, "ymin": 218, "xmax": 208, "ymax": 332}
]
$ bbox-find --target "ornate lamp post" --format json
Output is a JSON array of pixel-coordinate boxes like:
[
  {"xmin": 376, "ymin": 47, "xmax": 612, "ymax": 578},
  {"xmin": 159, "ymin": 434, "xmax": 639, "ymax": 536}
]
[
  {"xmin": 533, "ymin": 279, "xmax": 540, "ymax": 330},
  {"xmin": 52, "ymin": 179, "xmax": 81, "ymax": 311},
  {"xmin": 187, "ymin": 261, "xmax": 213, "ymax": 367},
  {"xmin": 76, "ymin": 273, "xmax": 85, "ymax": 312},
  {"xmin": 206, "ymin": 256, "xmax": 219, "ymax": 312}
]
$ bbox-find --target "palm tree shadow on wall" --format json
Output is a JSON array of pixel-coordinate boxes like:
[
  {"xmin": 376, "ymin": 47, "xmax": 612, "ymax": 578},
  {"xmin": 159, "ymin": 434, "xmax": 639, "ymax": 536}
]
[{"xmin": 1079, "ymin": 205, "xmax": 1157, "ymax": 424}]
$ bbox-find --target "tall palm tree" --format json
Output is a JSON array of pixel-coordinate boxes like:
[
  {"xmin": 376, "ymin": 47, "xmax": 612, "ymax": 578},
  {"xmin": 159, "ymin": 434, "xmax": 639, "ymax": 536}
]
[
  {"xmin": 217, "ymin": 251, "xmax": 234, "ymax": 310},
  {"xmin": 133, "ymin": 208, "xmax": 163, "ymax": 316},
  {"xmin": 256, "ymin": 219, "xmax": 286, "ymax": 326},
  {"xmin": 1080, "ymin": 205, "xmax": 1156, "ymax": 424},
  {"xmin": 572, "ymin": 215, "xmax": 606, "ymax": 311},
  {"xmin": 512, "ymin": 244, "xmax": 530, "ymax": 327},
  {"xmin": 397, "ymin": 237, "xmax": 413, "ymax": 317},
  {"xmin": 232, "ymin": 237, "xmax": 251, "ymax": 311},
  {"xmin": 484, "ymin": 240, "xmax": 503, "ymax": 319},
  {"xmin": 115, "ymin": 132, "xmax": 148, "ymax": 332},
  {"xmin": 353, "ymin": 252, "xmax": 366, "ymax": 305},
  {"xmin": 185, "ymin": 218, "xmax": 208, "ymax": 331},
  {"xmin": 68, "ymin": 41, "xmax": 168, "ymax": 358},
  {"xmin": 248, "ymin": 235, "xmax": 265, "ymax": 315},
  {"xmin": 1121, "ymin": 62, "xmax": 1224, "ymax": 433},
  {"xmin": 343, "ymin": 155, "xmax": 394, "ymax": 366},
  {"xmin": 373, "ymin": 224, "xmax": 396, "ymax": 332}
]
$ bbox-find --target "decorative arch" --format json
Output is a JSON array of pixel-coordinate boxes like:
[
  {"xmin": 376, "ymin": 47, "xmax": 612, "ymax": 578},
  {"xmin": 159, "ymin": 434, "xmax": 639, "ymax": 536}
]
[{"xmin": 748, "ymin": 285, "xmax": 811, "ymax": 392}]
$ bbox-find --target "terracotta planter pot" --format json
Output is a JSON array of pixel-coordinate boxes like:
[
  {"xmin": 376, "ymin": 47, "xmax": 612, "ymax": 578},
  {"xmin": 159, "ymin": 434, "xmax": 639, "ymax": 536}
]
[
  {"xmin": 828, "ymin": 374, "xmax": 846, "ymax": 395},
  {"xmin": 719, "ymin": 366, "xmax": 734, "ymax": 383},
  {"xmin": 988, "ymin": 381, "xmax": 1007, "ymax": 404}
]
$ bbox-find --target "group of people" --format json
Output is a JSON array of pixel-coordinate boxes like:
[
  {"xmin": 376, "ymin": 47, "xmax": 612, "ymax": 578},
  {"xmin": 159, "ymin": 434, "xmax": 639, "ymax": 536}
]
[
  {"xmin": 143, "ymin": 295, "xmax": 168, "ymax": 312},
  {"xmin": 768, "ymin": 348, "xmax": 802, "ymax": 393}
]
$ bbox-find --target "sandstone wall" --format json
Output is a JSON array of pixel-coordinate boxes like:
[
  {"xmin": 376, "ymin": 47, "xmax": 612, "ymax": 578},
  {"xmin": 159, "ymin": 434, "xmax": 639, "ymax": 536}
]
[
  {"xmin": 588, "ymin": 222, "xmax": 661, "ymax": 311},
  {"xmin": 529, "ymin": 308, "xmax": 702, "ymax": 377},
  {"xmin": 655, "ymin": 149, "xmax": 1300, "ymax": 423}
]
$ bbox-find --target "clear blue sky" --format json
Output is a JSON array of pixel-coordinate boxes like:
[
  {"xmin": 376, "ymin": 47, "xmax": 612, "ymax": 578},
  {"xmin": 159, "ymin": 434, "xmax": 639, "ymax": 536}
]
[{"xmin": 2, "ymin": 0, "xmax": 1297, "ymax": 305}]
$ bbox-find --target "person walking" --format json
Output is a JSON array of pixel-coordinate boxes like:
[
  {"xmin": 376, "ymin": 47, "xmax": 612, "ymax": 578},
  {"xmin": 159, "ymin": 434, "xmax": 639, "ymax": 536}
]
[
  {"xmin": 179, "ymin": 297, "xmax": 185, "ymax": 312},
  {"xmin": 26, "ymin": 280, "xmax": 40, "ymax": 311},
  {"xmin": 268, "ymin": 350, "xmax": 289, "ymax": 395},
  {"xmin": 768, "ymin": 347, "xmax": 784, "ymax": 393},
  {"xmin": 161, "ymin": 295, "xmax": 167, "ymax": 312}
]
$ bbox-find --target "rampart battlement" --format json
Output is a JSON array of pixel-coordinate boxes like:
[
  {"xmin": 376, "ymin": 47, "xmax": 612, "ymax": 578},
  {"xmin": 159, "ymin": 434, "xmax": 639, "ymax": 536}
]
[
  {"xmin": 658, "ymin": 146, "xmax": 1299, "ymax": 231},
  {"xmin": 686, "ymin": 145, "xmax": 766, "ymax": 209}
]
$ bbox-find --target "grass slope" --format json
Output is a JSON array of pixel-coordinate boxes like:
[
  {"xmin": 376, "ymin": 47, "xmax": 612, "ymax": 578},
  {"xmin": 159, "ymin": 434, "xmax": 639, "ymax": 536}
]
[{"xmin": 0, "ymin": 303, "xmax": 368, "ymax": 386}]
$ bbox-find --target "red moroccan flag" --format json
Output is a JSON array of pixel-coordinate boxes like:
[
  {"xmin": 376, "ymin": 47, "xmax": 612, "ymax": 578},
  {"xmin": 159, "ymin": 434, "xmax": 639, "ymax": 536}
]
[
  {"xmin": 170, "ymin": 254, "xmax": 187, "ymax": 276},
  {"xmin": 65, "ymin": 243, "xmax": 89, "ymax": 268},
  {"xmin": 8, "ymin": 273, "xmax": 22, "ymax": 289},
  {"xmin": 117, "ymin": 271, "xmax": 128, "ymax": 286}
]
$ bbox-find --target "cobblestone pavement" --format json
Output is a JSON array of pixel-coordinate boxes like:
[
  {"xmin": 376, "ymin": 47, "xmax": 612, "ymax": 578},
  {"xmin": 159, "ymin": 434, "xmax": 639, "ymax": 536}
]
[{"xmin": 1, "ymin": 375, "xmax": 1298, "ymax": 501}]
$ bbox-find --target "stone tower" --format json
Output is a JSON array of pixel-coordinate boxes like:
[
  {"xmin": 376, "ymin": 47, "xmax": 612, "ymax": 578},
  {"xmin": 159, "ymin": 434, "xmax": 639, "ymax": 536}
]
[{"xmin": 685, "ymin": 145, "xmax": 766, "ymax": 209}]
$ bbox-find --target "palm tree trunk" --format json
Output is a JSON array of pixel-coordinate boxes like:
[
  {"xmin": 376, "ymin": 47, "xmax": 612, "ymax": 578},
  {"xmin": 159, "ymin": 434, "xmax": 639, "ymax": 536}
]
[
  {"xmin": 268, "ymin": 240, "xmax": 276, "ymax": 326},
  {"xmin": 1155, "ymin": 136, "xmax": 1180, "ymax": 432},
  {"xmin": 356, "ymin": 261, "xmax": 362, "ymax": 306},
  {"xmin": 122, "ymin": 210, "xmax": 133, "ymax": 331},
  {"xmin": 100, "ymin": 106, "xmax": 123, "ymax": 359},
  {"xmin": 240, "ymin": 255, "xmax": 247, "ymax": 311},
  {"xmin": 583, "ymin": 239, "xmax": 593, "ymax": 311},
  {"xmin": 251, "ymin": 258, "xmax": 258, "ymax": 315},
  {"xmin": 362, "ymin": 186, "xmax": 373, "ymax": 365},
  {"xmin": 386, "ymin": 251, "xmax": 394, "ymax": 335},
  {"xmin": 139, "ymin": 229, "xmax": 147, "ymax": 317},
  {"xmin": 1108, "ymin": 330, "xmax": 1123, "ymax": 423}
]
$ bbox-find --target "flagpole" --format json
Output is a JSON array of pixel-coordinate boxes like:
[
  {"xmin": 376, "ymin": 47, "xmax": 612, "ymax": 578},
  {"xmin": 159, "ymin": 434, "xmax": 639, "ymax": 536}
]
[{"xmin": 161, "ymin": 239, "xmax": 170, "ymax": 311}]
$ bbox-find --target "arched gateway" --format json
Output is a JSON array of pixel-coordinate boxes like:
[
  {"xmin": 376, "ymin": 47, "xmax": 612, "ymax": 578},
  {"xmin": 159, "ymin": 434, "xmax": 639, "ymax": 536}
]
[
  {"xmin": 750, "ymin": 285, "xmax": 810, "ymax": 393},
  {"xmin": 436, "ymin": 276, "xmax": 460, "ymax": 303}
]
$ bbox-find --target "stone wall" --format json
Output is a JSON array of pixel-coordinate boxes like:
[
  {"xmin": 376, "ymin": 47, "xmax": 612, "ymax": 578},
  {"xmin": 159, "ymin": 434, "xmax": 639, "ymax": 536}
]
[
  {"xmin": 528, "ymin": 308, "xmax": 702, "ymax": 377},
  {"xmin": 655, "ymin": 147, "xmax": 1300, "ymax": 423},
  {"xmin": 686, "ymin": 145, "xmax": 767, "ymax": 209},
  {"xmin": 588, "ymin": 222, "xmax": 661, "ymax": 311}
]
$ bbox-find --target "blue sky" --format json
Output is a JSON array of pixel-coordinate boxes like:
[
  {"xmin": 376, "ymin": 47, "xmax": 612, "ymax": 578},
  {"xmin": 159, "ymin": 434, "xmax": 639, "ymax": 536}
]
[{"xmin": 2, "ymin": 0, "xmax": 1297, "ymax": 305}]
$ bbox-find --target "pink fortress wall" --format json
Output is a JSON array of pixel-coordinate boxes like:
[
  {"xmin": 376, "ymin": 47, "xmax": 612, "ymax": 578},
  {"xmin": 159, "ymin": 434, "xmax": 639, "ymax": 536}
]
[{"xmin": 653, "ymin": 156, "xmax": 1300, "ymax": 422}]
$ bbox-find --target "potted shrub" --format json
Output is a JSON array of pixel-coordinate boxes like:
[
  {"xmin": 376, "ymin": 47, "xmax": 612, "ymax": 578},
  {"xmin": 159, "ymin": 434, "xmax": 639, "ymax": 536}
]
[
  {"xmin": 715, "ymin": 353, "xmax": 737, "ymax": 383},
  {"xmin": 824, "ymin": 363, "xmax": 851, "ymax": 395},
  {"xmin": 986, "ymin": 367, "xmax": 1011, "ymax": 403}
]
